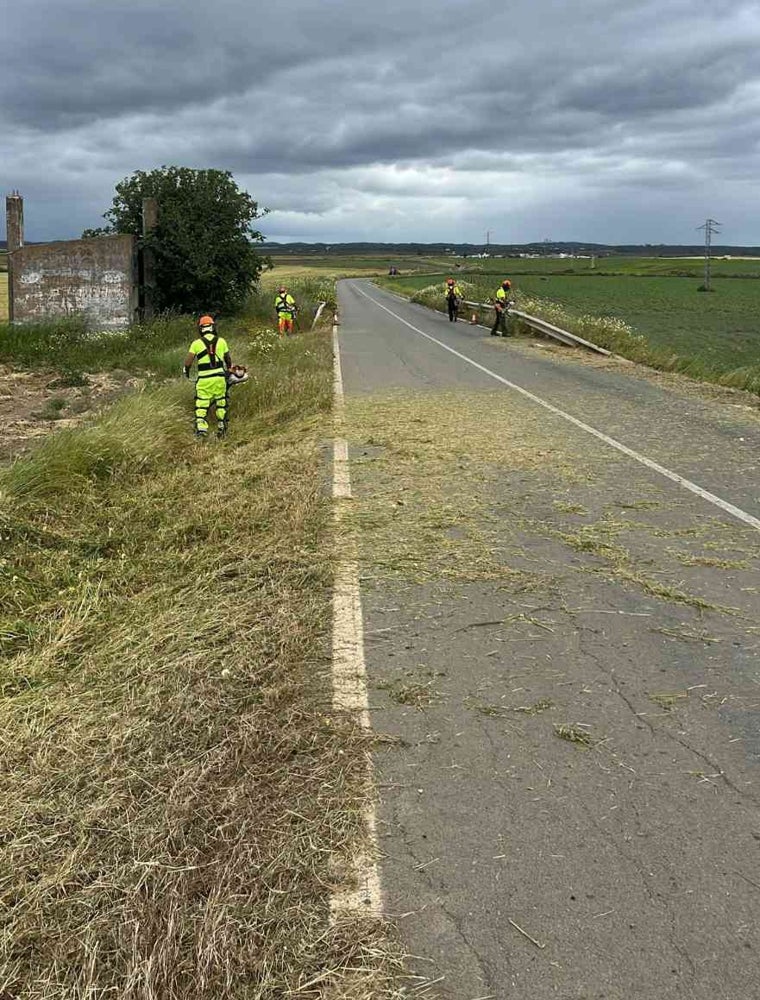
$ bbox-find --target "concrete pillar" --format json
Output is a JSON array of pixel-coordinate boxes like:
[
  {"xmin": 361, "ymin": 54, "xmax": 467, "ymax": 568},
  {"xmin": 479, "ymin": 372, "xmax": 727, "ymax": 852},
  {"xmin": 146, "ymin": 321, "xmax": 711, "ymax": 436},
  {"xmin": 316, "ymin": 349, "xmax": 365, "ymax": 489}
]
[
  {"xmin": 6, "ymin": 191, "xmax": 24, "ymax": 322},
  {"xmin": 6, "ymin": 191, "xmax": 24, "ymax": 252},
  {"xmin": 140, "ymin": 197, "xmax": 158, "ymax": 320}
]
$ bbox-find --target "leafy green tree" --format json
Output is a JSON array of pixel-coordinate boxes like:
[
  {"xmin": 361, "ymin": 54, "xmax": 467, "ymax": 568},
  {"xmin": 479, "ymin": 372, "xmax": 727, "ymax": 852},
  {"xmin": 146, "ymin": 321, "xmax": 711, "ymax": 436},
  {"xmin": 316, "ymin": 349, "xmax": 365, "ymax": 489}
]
[{"xmin": 84, "ymin": 166, "xmax": 267, "ymax": 313}]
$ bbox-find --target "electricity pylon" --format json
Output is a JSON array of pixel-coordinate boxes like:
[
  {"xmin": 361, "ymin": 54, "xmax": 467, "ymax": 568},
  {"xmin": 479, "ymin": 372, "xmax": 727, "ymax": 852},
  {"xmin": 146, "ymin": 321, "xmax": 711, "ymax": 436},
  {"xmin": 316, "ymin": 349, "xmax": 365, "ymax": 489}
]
[{"xmin": 697, "ymin": 218, "xmax": 721, "ymax": 291}]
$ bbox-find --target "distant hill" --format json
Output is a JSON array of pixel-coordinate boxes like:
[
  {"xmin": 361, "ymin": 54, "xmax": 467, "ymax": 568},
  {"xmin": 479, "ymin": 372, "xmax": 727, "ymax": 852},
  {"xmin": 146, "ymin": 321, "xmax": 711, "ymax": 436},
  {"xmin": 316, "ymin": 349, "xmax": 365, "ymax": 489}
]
[
  {"xmin": 4, "ymin": 237, "xmax": 760, "ymax": 258},
  {"xmin": 262, "ymin": 241, "xmax": 760, "ymax": 257}
]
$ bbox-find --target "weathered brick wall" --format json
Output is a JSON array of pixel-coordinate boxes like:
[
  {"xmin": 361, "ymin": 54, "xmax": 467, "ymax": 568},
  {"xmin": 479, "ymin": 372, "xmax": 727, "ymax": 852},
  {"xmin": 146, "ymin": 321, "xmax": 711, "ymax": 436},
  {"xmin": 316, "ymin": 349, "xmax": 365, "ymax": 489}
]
[{"xmin": 10, "ymin": 234, "xmax": 138, "ymax": 329}]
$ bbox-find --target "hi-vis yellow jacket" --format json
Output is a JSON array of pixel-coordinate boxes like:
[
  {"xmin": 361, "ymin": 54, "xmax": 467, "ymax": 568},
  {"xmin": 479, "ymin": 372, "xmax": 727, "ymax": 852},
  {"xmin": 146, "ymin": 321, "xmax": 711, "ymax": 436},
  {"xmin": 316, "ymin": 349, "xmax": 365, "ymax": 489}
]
[{"xmin": 275, "ymin": 293, "xmax": 296, "ymax": 316}]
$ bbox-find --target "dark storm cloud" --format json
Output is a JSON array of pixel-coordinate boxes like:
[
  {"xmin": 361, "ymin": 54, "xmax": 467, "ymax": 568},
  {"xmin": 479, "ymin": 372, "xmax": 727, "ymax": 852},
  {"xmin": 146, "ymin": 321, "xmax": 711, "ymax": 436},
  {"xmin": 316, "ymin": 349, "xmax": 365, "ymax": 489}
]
[{"xmin": 3, "ymin": 0, "xmax": 760, "ymax": 242}]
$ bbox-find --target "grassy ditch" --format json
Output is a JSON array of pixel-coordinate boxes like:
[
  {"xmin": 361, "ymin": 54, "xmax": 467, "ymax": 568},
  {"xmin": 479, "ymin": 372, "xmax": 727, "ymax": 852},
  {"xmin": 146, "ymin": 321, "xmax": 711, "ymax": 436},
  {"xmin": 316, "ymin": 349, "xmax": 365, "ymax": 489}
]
[
  {"xmin": 379, "ymin": 275, "xmax": 760, "ymax": 397},
  {"xmin": 247, "ymin": 271, "xmax": 338, "ymax": 331},
  {"xmin": 0, "ymin": 314, "xmax": 197, "ymax": 378},
  {"xmin": 0, "ymin": 323, "xmax": 402, "ymax": 997},
  {"xmin": 0, "ymin": 271, "xmax": 335, "ymax": 379},
  {"xmin": 0, "ymin": 271, "xmax": 7, "ymax": 324}
]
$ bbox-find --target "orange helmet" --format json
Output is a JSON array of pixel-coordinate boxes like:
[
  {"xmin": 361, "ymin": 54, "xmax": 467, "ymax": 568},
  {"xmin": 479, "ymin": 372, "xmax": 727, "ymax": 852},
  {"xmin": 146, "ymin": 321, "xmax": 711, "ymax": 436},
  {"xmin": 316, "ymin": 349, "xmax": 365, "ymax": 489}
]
[
  {"xmin": 446, "ymin": 277, "xmax": 455, "ymax": 285},
  {"xmin": 278, "ymin": 285, "xmax": 287, "ymax": 293},
  {"xmin": 502, "ymin": 279, "xmax": 511, "ymax": 289},
  {"xmin": 198, "ymin": 314, "xmax": 215, "ymax": 327}
]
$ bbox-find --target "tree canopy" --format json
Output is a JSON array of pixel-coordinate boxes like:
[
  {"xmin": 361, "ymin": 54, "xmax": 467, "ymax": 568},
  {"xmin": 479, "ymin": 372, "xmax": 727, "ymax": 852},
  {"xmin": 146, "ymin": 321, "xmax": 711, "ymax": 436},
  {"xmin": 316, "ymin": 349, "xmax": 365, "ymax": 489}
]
[{"xmin": 84, "ymin": 166, "xmax": 267, "ymax": 314}]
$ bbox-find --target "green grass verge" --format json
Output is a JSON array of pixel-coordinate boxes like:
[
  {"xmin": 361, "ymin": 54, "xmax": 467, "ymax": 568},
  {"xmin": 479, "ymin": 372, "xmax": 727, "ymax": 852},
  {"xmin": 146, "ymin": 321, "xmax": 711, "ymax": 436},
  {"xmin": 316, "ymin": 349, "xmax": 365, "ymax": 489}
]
[
  {"xmin": 0, "ymin": 314, "xmax": 194, "ymax": 378},
  {"xmin": 0, "ymin": 275, "xmax": 335, "ymax": 382},
  {"xmin": 0, "ymin": 323, "xmax": 402, "ymax": 997}
]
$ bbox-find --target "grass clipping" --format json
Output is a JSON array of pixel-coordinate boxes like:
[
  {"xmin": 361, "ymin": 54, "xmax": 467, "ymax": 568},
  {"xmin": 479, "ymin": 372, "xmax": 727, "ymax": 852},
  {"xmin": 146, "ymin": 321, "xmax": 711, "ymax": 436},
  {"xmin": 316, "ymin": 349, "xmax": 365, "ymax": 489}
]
[
  {"xmin": 346, "ymin": 388, "xmax": 587, "ymax": 586},
  {"xmin": 0, "ymin": 332, "xmax": 402, "ymax": 998}
]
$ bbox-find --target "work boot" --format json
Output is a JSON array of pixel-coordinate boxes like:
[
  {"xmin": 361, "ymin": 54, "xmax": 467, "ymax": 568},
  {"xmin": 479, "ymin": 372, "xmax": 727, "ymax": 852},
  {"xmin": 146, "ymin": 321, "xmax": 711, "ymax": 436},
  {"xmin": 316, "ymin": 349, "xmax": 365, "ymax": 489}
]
[
  {"xmin": 194, "ymin": 429, "xmax": 207, "ymax": 441},
  {"xmin": 217, "ymin": 421, "xmax": 227, "ymax": 439}
]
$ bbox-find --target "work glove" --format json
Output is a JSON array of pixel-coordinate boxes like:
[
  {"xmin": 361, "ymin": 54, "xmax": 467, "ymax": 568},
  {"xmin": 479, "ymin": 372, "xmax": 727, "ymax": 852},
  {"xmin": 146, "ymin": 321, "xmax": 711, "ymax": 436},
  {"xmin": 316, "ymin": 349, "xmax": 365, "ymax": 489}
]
[{"xmin": 182, "ymin": 365, "xmax": 191, "ymax": 379}]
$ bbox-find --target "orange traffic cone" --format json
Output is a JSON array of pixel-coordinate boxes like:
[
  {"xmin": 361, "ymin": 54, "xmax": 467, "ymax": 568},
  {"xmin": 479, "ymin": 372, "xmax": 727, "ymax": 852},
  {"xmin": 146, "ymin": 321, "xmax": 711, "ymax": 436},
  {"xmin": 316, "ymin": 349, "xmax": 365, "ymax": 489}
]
[{"xmin": 470, "ymin": 311, "xmax": 478, "ymax": 325}]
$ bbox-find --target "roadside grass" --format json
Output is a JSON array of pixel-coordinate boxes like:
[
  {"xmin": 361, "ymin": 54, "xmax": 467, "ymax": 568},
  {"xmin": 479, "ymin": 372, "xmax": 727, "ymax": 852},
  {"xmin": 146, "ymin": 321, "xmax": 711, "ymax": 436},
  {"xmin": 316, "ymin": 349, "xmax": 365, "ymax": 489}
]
[
  {"xmin": 249, "ymin": 271, "xmax": 339, "ymax": 329},
  {"xmin": 0, "ymin": 314, "xmax": 194, "ymax": 377},
  {"xmin": 0, "ymin": 328, "xmax": 403, "ymax": 997},
  {"xmin": 0, "ymin": 274, "xmax": 338, "ymax": 380},
  {"xmin": 378, "ymin": 273, "xmax": 760, "ymax": 396}
]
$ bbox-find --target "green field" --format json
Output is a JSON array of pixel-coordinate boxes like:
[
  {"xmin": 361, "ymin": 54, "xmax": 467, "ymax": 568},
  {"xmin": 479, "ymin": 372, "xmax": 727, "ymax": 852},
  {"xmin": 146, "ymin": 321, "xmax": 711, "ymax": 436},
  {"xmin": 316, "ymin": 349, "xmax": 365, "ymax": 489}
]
[
  {"xmin": 418, "ymin": 254, "xmax": 760, "ymax": 278},
  {"xmin": 267, "ymin": 253, "xmax": 442, "ymax": 278}
]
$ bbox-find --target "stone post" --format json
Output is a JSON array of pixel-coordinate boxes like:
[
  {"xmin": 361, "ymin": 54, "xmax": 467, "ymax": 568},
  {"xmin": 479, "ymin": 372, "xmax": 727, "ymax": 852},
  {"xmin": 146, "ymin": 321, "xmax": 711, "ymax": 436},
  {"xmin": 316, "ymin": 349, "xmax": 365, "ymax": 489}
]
[
  {"xmin": 141, "ymin": 197, "xmax": 158, "ymax": 320},
  {"xmin": 5, "ymin": 191, "xmax": 24, "ymax": 322},
  {"xmin": 6, "ymin": 192, "xmax": 24, "ymax": 252}
]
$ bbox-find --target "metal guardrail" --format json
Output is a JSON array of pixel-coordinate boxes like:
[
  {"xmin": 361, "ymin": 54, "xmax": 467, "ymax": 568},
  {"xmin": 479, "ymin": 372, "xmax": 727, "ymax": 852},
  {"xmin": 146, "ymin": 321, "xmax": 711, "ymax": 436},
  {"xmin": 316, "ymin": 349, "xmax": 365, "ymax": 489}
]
[
  {"xmin": 311, "ymin": 301, "xmax": 327, "ymax": 329},
  {"xmin": 462, "ymin": 300, "xmax": 611, "ymax": 357}
]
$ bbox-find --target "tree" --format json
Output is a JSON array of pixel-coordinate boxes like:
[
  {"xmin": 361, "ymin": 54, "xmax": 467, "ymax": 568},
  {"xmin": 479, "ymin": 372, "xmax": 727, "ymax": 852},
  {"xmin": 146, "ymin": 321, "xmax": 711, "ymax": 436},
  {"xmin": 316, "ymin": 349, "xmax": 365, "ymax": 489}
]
[{"xmin": 84, "ymin": 166, "xmax": 267, "ymax": 314}]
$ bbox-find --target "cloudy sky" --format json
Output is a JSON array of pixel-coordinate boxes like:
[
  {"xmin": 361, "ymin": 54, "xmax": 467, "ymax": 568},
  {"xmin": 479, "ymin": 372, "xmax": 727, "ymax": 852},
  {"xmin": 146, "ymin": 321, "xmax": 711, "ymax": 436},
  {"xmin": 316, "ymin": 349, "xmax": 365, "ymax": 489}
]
[{"xmin": 3, "ymin": 0, "xmax": 760, "ymax": 244}]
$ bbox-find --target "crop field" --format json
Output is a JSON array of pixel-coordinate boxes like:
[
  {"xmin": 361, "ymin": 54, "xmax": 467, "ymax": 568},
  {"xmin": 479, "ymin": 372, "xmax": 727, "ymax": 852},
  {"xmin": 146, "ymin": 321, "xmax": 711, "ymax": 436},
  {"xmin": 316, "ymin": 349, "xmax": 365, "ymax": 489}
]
[
  {"xmin": 380, "ymin": 262, "xmax": 760, "ymax": 386},
  {"xmin": 267, "ymin": 253, "xmax": 442, "ymax": 278},
  {"xmin": 421, "ymin": 254, "xmax": 760, "ymax": 278}
]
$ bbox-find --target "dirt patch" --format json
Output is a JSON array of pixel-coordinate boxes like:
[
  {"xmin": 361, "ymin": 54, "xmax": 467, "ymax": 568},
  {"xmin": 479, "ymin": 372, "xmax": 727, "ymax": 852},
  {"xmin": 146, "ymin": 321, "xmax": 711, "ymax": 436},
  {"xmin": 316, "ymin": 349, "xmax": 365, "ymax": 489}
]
[{"xmin": 0, "ymin": 365, "xmax": 141, "ymax": 460}]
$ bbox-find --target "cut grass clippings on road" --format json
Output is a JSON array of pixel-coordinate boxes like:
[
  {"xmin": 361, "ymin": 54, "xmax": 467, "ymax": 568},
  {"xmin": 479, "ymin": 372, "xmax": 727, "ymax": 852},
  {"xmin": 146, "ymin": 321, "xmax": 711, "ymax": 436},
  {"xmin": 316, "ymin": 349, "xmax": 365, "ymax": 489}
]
[
  {"xmin": 346, "ymin": 388, "xmax": 591, "ymax": 588},
  {"xmin": 345, "ymin": 388, "xmax": 752, "ymax": 621},
  {"xmin": 0, "ymin": 329, "xmax": 403, "ymax": 999},
  {"xmin": 554, "ymin": 723, "xmax": 601, "ymax": 748}
]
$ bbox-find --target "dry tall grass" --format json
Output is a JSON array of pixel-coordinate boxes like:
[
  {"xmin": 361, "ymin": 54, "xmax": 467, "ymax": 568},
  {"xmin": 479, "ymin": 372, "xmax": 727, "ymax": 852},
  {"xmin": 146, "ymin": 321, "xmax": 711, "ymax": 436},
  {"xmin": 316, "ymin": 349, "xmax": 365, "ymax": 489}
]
[
  {"xmin": 0, "ymin": 273, "xmax": 8, "ymax": 324},
  {"xmin": 0, "ymin": 331, "xmax": 402, "ymax": 998}
]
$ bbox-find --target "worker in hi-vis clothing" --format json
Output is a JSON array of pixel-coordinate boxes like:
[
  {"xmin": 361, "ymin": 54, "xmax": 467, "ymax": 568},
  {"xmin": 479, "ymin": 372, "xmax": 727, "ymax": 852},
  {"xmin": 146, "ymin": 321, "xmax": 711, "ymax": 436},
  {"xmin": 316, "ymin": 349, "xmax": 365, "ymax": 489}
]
[
  {"xmin": 491, "ymin": 279, "xmax": 512, "ymax": 337},
  {"xmin": 445, "ymin": 277, "xmax": 464, "ymax": 322},
  {"xmin": 275, "ymin": 285, "xmax": 297, "ymax": 336},
  {"xmin": 184, "ymin": 315, "xmax": 232, "ymax": 438}
]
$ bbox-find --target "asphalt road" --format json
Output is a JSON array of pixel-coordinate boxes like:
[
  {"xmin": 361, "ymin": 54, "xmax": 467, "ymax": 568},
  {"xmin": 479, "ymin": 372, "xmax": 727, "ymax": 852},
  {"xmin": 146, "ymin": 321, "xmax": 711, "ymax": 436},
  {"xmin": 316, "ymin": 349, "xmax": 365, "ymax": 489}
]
[{"xmin": 337, "ymin": 279, "xmax": 760, "ymax": 1000}]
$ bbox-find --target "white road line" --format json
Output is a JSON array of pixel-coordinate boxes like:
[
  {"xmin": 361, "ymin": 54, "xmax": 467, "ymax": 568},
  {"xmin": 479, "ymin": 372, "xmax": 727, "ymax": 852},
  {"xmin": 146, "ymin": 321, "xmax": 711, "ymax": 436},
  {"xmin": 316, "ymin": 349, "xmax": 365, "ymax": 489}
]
[
  {"xmin": 330, "ymin": 320, "xmax": 383, "ymax": 918},
  {"xmin": 353, "ymin": 284, "xmax": 760, "ymax": 533},
  {"xmin": 333, "ymin": 323, "xmax": 346, "ymax": 416},
  {"xmin": 333, "ymin": 438, "xmax": 352, "ymax": 500}
]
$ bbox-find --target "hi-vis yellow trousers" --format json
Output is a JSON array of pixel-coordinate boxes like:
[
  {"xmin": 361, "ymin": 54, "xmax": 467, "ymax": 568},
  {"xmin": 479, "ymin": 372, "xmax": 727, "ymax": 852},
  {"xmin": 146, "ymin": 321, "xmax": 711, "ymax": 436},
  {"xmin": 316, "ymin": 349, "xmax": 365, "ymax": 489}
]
[{"xmin": 195, "ymin": 375, "xmax": 227, "ymax": 433}]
